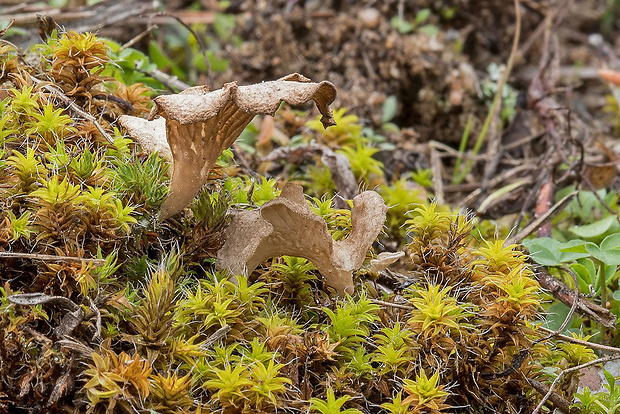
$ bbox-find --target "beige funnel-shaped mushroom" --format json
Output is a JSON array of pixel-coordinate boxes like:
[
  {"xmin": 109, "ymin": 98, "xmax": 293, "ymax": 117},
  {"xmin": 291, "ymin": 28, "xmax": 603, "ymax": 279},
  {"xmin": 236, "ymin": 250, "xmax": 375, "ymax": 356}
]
[
  {"xmin": 118, "ymin": 116, "xmax": 171, "ymax": 161},
  {"xmin": 119, "ymin": 74, "xmax": 337, "ymax": 220},
  {"xmin": 216, "ymin": 183, "xmax": 387, "ymax": 294}
]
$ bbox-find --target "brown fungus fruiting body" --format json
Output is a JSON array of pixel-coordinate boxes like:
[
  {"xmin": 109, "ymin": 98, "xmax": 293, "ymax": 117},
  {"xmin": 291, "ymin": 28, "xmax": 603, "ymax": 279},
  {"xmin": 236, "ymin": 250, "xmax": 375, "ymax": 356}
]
[
  {"xmin": 119, "ymin": 74, "xmax": 337, "ymax": 219},
  {"xmin": 216, "ymin": 183, "xmax": 387, "ymax": 294}
]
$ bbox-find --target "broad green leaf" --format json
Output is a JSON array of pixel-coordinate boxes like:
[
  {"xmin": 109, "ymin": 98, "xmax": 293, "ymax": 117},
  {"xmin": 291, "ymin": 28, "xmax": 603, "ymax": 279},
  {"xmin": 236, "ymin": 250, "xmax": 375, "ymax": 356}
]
[
  {"xmin": 601, "ymin": 233, "xmax": 620, "ymax": 252},
  {"xmin": 557, "ymin": 239, "xmax": 591, "ymax": 261},
  {"xmin": 523, "ymin": 238, "xmax": 563, "ymax": 266},
  {"xmin": 585, "ymin": 243, "xmax": 603, "ymax": 262},
  {"xmin": 526, "ymin": 238, "xmax": 592, "ymax": 265},
  {"xmin": 578, "ymin": 257, "xmax": 598, "ymax": 278},
  {"xmin": 148, "ymin": 41, "xmax": 185, "ymax": 79},
  {"xmin": 569, "ymin": 215, "xmax": 618, "ymax": 240},
  {"xmin": 544, "ymin": 302, "xmax": 572, "ymax": 331},
  {"xmin": 585, "ymin": 242, "xmax": 620, "ymax": 266},
  {"xmin": 570, "ymin": 262, "xmax": 593, "ymax": 293},
  {"xmin": 562, "ymin": 188, "xmax": 616, "ymax": 223}
]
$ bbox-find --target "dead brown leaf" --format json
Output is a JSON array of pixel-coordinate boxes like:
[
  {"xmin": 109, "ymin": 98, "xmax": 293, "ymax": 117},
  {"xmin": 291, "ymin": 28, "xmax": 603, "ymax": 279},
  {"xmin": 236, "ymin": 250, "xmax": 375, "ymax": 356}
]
[
  {"xmin": 369, "ymin": 251, "xmax": 405, "ymax": 273},
  {"xmin": 9, "ymin": 293, "xmax": 84, "ymax": 337}
]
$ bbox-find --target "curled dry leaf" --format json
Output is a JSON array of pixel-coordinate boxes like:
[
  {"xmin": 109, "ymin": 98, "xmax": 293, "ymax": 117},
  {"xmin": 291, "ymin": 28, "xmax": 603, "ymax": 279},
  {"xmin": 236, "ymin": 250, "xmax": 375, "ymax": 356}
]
[
  {"xmin": 119, "ymin": 74, "xmax": 337, "ymax": 219},
  {"xmin": 369, "ymin": 251, "xmax": 405, "ymax": 273},
  {"xmin": 9, "ymin": 292, "xmax": 84, "ymax": 336},
  {"xmin": 216, "ymin": 183, "xmax": 387, "ymax": 294}
]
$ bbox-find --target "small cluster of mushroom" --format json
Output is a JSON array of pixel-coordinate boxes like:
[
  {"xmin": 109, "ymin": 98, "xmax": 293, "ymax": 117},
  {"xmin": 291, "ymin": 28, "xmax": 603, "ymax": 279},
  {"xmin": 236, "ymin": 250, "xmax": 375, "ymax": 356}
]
[{"xmin": 119, "ymin": 74, "xmax": 388, "ymax": 293}]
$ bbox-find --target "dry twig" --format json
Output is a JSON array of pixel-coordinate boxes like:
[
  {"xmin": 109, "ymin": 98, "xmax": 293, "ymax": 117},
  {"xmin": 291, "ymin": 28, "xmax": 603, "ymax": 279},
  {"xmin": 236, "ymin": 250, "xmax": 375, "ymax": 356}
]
[
  {"xmin": 0, "ymin": 251, "xmax": 105, "ymax": 265},
  {"xmin": 505, "ymin": 189, "xmax": 577, "ymax": 245},
  {"xmin": 532, "ymin": 354, "xmax": 620, "ymax": 414},
  {"xmin": 535, "ymin": 267, "xmax": 616, "ymax": 328},
  {"xmin": 30, "ymin": 76, "xmax": 114, "ymax": 144},
  {"xmin": 538, "ymin": 326, "xmax": 620, "ymax": 353}
]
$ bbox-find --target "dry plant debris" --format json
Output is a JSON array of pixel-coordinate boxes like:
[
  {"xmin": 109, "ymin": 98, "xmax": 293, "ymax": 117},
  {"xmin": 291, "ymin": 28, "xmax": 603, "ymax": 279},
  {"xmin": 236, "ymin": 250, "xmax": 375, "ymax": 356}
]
[
  {"xmin": 120, "ymin": 73, "xmax": 337, "ymax": 219},
  {"xmin": 216, "ymin": 182, "xmax": 387, "ymax": 293},
  {"xmin": 369, "ymin": 250, "xmax": 405, "ymax": 273}
]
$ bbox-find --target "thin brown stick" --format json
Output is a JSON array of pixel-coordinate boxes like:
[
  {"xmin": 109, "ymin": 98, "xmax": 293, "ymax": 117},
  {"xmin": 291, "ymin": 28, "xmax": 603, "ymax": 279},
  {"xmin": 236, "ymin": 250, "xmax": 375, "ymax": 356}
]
[
  {"xmin": 3, "ymin": 9, "xmax": 91, "ymax": 25},
  {"xmin": 526, "ymin": 377, "xmax": 579, "ymax": 414},
  {"xmin": 555, "ymin": 266, "xmax": 580, "ymax": 333},
  {"xmin": 534, "ymin": 177, "xmax": 554, "ymax": 237},
  {"xmin": 477, "ymin": 179, "xmax": 533, "ymax": 214},
  {"xmin": 581, "ymin": 176, "xmax": 618, "ymax": 217},
  {"xmin": 118, "ymin": 24, "xmax": 158, "ymax": 53},
  {"xmin": 534, "ymin": 267, "xmax": 616, "ymax": 328},
  {"xmin": 135, "ymin": 66, "xmax": 190, "ymax": 92},
  {"xmin": 370, "ymin": 299, "xmax": 414, "ymax": 311},
  {"xmin": 505, "ymin": 190, "xmax": 577, "ymax": 245},
  {"xmin": 430, "ymin": 148, "xmax": 444, "ymax": 205},
  {"xmin": 477, "ymin": 0, "xmax": 522, "ymax": 206},
  {"xmin": 532, "ymin": 354, "xmax": 620, "ymax": 414},
  {"xmin": 512, "ymin": 163, "xmax": 552, "ymax": 235},
  {"xmin": 66, "ymin": 0, "xmax": 155, "ymax": 33},
  {"xmin": 89, "ymin": 298, "xmax": 103, "ymax": 344},
  {"xmin": 533, "ymin": 266, "xmax": 580, "ymax": 347},
  {"xmin": 516, "ymin": 17, "xmax": 547, "ymax": 63},
  {"xmin": 0, "ymin": 4, "xmax": 28, "ymax": 16},
  {"xmin": 0, "ymin": 251, "xmax": 105, "ymax": 265},
  {"xmin": 202, "ymin": 324, "xmax": 231, "ymax": 350},
  {"xmin": 443, "ymin": 183, "xmax": 480, "ymax": 193},
  {"xmin": 0, "ymin": 18, "xmax": 14, "ymax": 37},
  {"xmin": 502, "ymin": 131, "xmax": 545, "ymax": 150},
  {"xmin": 538, "ymin": 326, "xmax": 620, "ymax": 353},
  {"xmin": 460, "ymin": 164, "xmax": 533, "ymax": 207},
  {"xmin": 429, "ymin": 141, "xmax": 491, "ymax": 162},
  {"xmin": 29, "ymin": 76, "xmax": 114, "ymax": 144}
]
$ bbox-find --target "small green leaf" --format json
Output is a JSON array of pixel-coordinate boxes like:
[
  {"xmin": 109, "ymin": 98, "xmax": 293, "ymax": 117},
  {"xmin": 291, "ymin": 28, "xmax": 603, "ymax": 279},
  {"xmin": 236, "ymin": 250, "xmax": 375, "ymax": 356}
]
[
  {"xmin": 612, "ymin": 290, "xmax": 620, "ymax": 301},
  {"xmin": 381, "ymin": 95, "xmax": 398, "ymax": 124},
  {"xmin": 148, "ymin": 41, "xmax": 185, "ymax": 79},
  {"xmin": 419, "ymin": 24, "xmax": 440, "ymax": 37},
  {"xmin": 390, "ymin": 16, "xmax": 414, "ymax": 34},
  {"xmin": 414, "ymin": 8, "xmax": 432, "ymax": 25}
]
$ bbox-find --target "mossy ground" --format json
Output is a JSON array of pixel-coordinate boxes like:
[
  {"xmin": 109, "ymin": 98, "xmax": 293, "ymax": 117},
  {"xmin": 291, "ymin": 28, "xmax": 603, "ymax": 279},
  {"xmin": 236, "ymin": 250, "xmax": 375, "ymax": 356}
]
[{"xmin": 0, "ymin": 5, "xmax": 617, "ymax": 413}]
